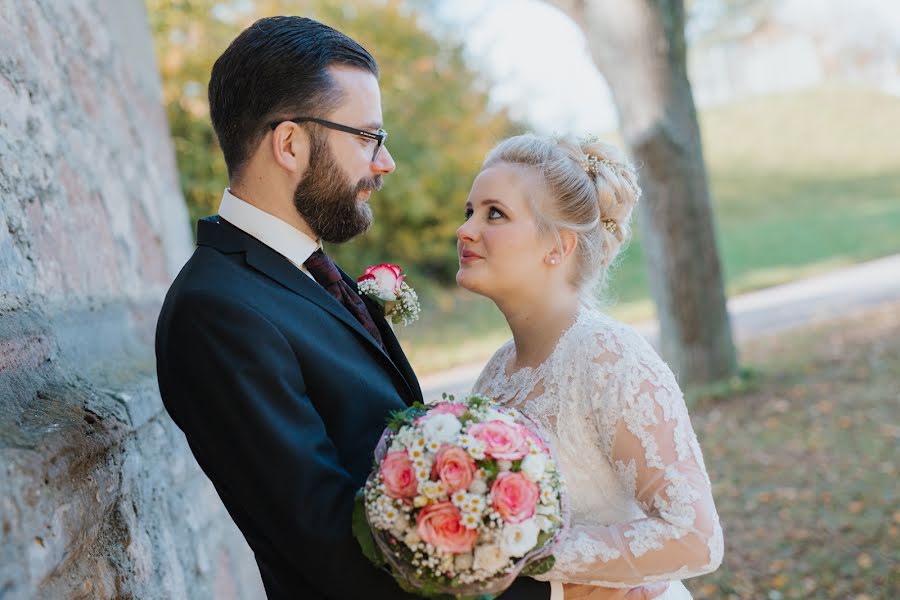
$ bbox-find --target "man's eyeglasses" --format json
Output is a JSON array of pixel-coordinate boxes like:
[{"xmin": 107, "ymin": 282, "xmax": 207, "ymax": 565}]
[{"xmin": 269, "ymin": 117, "xmax": 388, "ymax": 162}]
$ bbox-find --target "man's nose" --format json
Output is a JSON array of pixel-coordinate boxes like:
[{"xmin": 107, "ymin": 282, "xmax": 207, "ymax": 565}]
[{"xmin": 372, "ymin": 146, "xmax": 396, "ymax": 175}]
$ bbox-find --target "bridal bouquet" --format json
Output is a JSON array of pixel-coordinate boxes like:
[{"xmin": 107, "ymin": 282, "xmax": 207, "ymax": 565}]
[{"xmin": 354, "ymin": 395, "xmax": 567, "ymax": 599}]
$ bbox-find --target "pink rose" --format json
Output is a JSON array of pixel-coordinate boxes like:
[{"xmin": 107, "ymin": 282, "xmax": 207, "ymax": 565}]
[
  {"xmin": 518, "ymin": 424, "xmax": 550, "ymax": 455},
  {"xmin": 491, "ymin": 472, "xmax": 539, "ymax": 524},
  {"xmin": 432, "ymin": 445, "xmax": 477, "ymax": 493},
  {"xmin": 358, "ymin": 264, "xmax": 404, "ymax": 301},
  {"xmin": 429, "ymin": 402, "xmax": 467, "ymax": 418},
  {"xmin": 380, "ymin": 451, "xmax": 418, "ymax": 499},
  {"xmin": 415, "ymin": 402, "xmax": 467, "ymax": 424},
  {"xmin": 469, "ymin": 420, "xmax": 528, "ymax": 460},
  {"xmin": 416, "ymin": 502, "xmax": 478, "ymax": 554}
]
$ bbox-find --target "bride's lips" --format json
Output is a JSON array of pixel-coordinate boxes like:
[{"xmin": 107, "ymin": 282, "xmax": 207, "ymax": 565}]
[{"xmin": 459, "ymin": 249, "xmax": 483, "ymax": 264}]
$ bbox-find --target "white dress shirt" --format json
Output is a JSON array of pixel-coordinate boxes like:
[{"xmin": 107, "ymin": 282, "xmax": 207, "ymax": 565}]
[
  {"xmin": 551, "ymin": 581, "xmax": 564, "ymax": 599},
  {"xmin": 218, "ymin": 188, "xmax": 319, "ymax": 281}
]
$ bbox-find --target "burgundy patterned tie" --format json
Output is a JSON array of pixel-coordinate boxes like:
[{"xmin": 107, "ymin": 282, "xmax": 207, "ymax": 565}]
[{"xmin": 304, "ymin": 249, "xmax": 385, "ymax": 349}]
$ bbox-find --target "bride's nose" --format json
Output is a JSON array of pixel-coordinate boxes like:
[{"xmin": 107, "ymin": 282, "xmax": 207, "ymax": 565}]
[{"xmin": 457, "ymin": 219, "xmax": 478, "ymax": 243}]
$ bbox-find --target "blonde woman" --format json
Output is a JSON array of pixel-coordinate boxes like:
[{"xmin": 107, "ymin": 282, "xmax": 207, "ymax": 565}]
[{"xmin": 457, "ymin": 134, "xmax": 723, "ymax": 600}]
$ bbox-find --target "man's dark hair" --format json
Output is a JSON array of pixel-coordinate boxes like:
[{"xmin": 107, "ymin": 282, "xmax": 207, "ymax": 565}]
[{"xmin": 208, "ymin": 16, "xmax": 378, "ymax": 180}]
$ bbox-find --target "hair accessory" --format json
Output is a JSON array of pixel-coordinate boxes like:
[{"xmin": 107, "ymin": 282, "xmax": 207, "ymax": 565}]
[
  {"xmin": 602, "ymin": 219, "xmax": 618, "ymax": 234},
  {"xmin": 583, "ymin": 154, "xmax": 617, "ymax": 177}
]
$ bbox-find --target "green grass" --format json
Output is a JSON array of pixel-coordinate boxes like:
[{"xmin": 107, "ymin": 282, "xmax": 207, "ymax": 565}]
[{"xmin": 398, "ymin": 85, "xmax": 900, "ymax": 373}]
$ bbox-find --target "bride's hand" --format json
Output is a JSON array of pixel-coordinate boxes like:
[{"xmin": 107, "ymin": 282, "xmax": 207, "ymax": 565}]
[{"xmin": 562, "ymin": 582, "xmax": 669, "ymax": 599}]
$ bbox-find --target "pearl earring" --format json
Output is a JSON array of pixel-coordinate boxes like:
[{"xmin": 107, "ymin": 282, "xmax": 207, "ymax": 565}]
[{"xmin": 549, "ymin": 257, "xmax": 558, "ymax": 265}]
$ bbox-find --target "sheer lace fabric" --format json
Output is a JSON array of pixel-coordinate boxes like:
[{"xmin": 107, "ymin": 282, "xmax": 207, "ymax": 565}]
[{"xmin": 473, "ymin": 308, "xmax": 723, "ymax": 590}]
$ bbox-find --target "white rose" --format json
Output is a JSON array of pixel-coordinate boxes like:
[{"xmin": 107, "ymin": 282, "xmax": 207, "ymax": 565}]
[
  {"xmin": 473, "ymin": 543, "xmax": 509, "ymax": 575},
  {"xmin": 454, "ymin": 552, "xmax": 474, "ymax": 572},
  {"xmin": 499, "ymin": 518, "xmax": 540, "ymax": 558},
  {"xmin": 421, "ymin": 413, "xmax": 462, "ymax": 445},
  {"xmin": 520, "ymin": 453, "xmax": 547, "ymax": 482}
]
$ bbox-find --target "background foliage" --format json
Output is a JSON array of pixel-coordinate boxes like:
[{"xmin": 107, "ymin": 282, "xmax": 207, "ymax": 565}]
[{"xmin": 148, "ymin": 0, "xmax": 516, "ymax": 282}]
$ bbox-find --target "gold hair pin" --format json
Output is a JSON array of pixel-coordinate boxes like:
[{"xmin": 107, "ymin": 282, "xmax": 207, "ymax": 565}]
[
  {"xmin": 602, "ymin": 219, "xmax": 618, "ymax": 233},
  {"xmin": 583, "ymin": 154, "xmax": 616, "ymax": 177}
]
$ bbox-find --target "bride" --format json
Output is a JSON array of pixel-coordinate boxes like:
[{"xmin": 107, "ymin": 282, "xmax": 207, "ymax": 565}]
[{"xmin": 456, "ymin": 134, "xmax": 724, "ymax": 599}]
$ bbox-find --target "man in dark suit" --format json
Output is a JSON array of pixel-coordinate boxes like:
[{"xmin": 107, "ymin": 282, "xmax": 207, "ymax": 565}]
[{"xmin": 154, "ymin": 16, "xmax": 554, "ymax": 600}]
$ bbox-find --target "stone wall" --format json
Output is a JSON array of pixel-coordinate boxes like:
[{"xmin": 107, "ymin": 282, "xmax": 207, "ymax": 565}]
[{"xmin": 0, "ymin": 1, "xmax": 264, "ymax": 598}]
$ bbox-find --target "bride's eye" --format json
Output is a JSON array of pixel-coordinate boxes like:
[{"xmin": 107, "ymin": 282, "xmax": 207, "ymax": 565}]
[
  {"xmin": 464, "ymin": 207, "xmax": 474, "ymax": 220},
  {"xmin": 488, "ymin": 207, "xmax": 505, "ymax": 220}
]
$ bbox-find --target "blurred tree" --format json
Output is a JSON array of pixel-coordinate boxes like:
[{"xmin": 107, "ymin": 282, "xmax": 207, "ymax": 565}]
[
  {"xmin": 547, "ymin": 0, "xmax": 738, "ymax": 386},
  {"xmin": 686, "ymin": 0, "xmax": 776, "ymax": 43},
  {"xmin": 148, "ymin": 0, "xmax": 514, "ymax": 281}
]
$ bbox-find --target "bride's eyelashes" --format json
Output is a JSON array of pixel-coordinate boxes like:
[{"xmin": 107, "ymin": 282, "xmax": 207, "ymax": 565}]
[{"xmin": 463, "ymin": 206, "xmax": 506, "ymax": 221}]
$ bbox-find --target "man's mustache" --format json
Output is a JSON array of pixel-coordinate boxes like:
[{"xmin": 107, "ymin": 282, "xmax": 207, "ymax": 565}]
[{"xmin": 356, "ymin": 176, "xmax": 383, "ymax": 193}]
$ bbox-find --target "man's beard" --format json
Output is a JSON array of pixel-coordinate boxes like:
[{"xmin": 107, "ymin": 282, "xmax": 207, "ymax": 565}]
[{"xmin": 293, "ymin": 133, "xmax": 382, "ymax": 244}]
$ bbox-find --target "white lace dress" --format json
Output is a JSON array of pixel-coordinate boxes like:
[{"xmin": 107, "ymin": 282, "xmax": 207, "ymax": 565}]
[{"xmin": 473, "ymin": 308, "xmax": 723, "ymax": 599}]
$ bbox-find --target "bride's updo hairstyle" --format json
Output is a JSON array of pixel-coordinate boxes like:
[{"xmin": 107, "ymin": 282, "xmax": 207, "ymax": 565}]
[{"xmin": 481, "ymin": 133, "xmax": 641, "ymax": 297}]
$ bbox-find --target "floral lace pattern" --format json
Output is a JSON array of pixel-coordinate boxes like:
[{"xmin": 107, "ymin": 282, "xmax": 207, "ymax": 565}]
[{"xmin": 473, "ymin": 308, "xmax": 723, "ymax": 590}]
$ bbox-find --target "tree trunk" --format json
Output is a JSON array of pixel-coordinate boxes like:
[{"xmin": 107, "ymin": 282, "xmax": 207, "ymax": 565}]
[{"xmin": 550, "ymin": 0, "xmax": 738, "ymax": 385}]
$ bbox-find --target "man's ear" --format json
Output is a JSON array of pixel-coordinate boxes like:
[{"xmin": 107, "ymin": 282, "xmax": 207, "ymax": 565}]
[{"xmin": 269, "ymin": 122, "xmax": 311, "ymax": 174}]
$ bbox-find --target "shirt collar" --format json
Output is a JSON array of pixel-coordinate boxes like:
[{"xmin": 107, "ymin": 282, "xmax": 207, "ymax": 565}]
[{"xmin": 218, "ymin": 188, "xmax": 320, "ymax": 270}]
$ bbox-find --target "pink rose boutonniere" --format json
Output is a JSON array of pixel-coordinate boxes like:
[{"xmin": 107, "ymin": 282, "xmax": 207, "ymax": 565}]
[{"xmin": 357, "ymin": 263, "xmax": 421, "ymax": 326}]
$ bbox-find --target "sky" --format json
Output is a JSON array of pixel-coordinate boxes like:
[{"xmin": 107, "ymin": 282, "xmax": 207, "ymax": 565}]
[
  {"xmin": 431, "ymin": 0, "xmax": 619, "ymax": 135},
  {"xmin": 430, "ymin": 0, "xmax": 900, "ymax": 136}
]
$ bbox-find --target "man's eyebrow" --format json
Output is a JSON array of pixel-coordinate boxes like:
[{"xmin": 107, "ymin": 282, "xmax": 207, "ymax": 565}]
[{"xmin": 360, "ymin": 121, "xmax": 383, "ymax": 131}]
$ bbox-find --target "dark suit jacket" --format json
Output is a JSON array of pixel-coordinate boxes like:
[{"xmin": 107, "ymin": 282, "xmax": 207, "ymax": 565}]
[{"xmin": 155, "ymin": 217, "xmax": 550, "ymax": 599}]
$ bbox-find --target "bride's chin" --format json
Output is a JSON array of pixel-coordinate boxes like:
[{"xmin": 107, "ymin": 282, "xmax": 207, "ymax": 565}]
[{"xmin": 455, "ymin": 270, "xmax": 480, "ymax": 293}]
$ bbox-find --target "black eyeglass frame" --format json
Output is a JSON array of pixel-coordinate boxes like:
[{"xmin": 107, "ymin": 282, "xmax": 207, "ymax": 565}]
[{"xmin": 269, "ymin": 117, "xmax": 388, "ymax": 162}]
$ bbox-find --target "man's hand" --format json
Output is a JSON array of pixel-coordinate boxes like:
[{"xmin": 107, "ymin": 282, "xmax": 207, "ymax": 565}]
[{"xmin": 562, "ymin": 582, "xmax": 669, "ymax": 599}]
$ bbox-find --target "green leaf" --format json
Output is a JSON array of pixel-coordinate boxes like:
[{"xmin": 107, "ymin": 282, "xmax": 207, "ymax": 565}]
[
  {"xmin": 480, "ymin": 458, "xmax": 499, "ymax": 481},
  {"xmin": 385, "ymin": 402, "xmax": 428, "ymax": 432},
  {"xmin": 352, "ymin": 489, "xmax": 385, "ymax": 567},
  {"xmin": 521, "ymin": 555, "xmax": 556, "ymax": 577}
]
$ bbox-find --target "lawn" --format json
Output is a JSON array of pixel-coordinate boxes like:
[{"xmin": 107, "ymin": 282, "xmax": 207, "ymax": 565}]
[
  {"xmin": 397, "ymin": 85, "xmax": 900, "ymax": 373},
  {"xmin": 684, "ymin": 300, "xmax": 900, "ymax": 599}
]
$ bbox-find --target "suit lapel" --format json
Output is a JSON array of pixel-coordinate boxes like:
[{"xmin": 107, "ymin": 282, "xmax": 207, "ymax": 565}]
[
  {"xmin": 346, "ymin": 272, "xmax": 424, "ymax": 406},
  {"xmin": 197, "ymin": 217, "xmax": 418, "ymax": 404}
]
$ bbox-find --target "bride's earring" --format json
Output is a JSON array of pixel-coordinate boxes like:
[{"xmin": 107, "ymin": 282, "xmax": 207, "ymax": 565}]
[{"xmin": 548, "ymin": 256, "xmax": 559, "ymax": 265}]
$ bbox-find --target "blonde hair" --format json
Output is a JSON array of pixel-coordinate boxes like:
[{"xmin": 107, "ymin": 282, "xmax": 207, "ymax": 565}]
[{"xmin": 482, "ymin": 133, "xmax": 641, "ymax": 298}]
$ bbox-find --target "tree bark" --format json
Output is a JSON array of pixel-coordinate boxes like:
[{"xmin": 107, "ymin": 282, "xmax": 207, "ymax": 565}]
[{"xmin": 549, "ymin": 0, "xmax": 738, "ymax": 385}]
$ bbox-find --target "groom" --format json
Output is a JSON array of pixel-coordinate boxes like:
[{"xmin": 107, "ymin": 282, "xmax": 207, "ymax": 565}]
[{"xmin": 155, "ymin": 16, "xmax": 556, "ymax": 600}]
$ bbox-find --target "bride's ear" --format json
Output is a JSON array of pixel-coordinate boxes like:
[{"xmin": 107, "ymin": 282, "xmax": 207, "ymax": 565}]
[
  {"xmin": 559, "ymin": 230, "xmax": 578, "ymax": 260},
  {"xmin": 546, "ymin": 231, "xmax": 578, "ymax": 265}
]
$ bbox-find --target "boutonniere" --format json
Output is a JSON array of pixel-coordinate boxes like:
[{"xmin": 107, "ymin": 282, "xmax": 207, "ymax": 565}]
[{"xmin": 357, "ymin": 263, "xmax": 421, "ymax": 326}]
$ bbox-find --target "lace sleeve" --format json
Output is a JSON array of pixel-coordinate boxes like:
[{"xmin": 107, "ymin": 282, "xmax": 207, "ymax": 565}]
[{"xmin": 538, "ymin": 335, "xmax": 724, "ymax": 586}]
